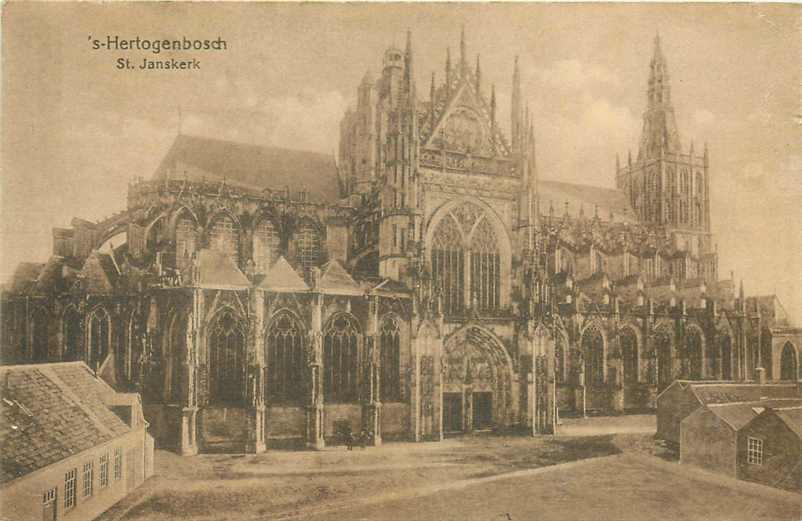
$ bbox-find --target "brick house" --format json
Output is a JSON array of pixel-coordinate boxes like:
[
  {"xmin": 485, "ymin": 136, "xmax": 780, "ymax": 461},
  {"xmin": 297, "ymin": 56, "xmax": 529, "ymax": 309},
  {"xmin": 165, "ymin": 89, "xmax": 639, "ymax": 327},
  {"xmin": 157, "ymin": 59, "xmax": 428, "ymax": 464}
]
[
  {"xmin": 0, "ymin": 362, "xmax": 153, "ymax": 521},
  {"xmin": 679, "ymin": 399, "xmax": 802, "ymax": 477},
  {"xmin": 738, "ymin": 406, "xmax": 802, "ymax": 491},
  {"xmin": 656, "ymin": 380, "xmax": 801, "ymax": 446}
]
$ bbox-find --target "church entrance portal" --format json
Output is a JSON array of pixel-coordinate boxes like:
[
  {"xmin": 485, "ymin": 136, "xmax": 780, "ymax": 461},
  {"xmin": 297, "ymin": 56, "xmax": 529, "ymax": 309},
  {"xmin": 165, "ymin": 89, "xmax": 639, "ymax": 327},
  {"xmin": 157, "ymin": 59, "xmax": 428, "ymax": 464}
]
[{"xmin": 442, "ymin": 326, "xmax": 513, "ymax": 434}]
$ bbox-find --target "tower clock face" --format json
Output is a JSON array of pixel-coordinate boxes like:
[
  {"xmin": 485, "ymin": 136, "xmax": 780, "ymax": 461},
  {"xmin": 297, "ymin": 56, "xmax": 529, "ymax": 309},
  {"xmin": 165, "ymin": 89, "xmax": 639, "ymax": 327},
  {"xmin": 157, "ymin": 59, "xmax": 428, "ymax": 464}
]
[{"xmin": 443, "ymin": 109, "xmax": 484, "ymax": 152}]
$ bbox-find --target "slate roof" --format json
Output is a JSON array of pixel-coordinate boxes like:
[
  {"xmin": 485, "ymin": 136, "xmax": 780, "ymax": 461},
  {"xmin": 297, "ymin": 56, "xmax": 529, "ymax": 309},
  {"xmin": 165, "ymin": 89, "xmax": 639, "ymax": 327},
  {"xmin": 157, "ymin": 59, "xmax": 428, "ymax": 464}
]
[
  {"xmin": 185, "ymin": 249, "xmax": 250, "ymax": 289},
  {"xmin": 257, "ymin": 256, "xmax": 309, "ymax": 293},
  {"xmin": 0, "ymin": 362, "xmax": 133, "ymax": 484},
  {"xmin": 153, "ymin": 134, "xmax": 341, "ymax": 203},
  {"xmin": 688, "ymin": 382, "xmax": 802, "ymax": 406},
  {"xmin": 774, "ymin": 407, "xmax": 802, "ymax": 438},
  {"xmin": 705, "ymin": 399, "xmax": 802, "ymax": 431},
  {"xmin": 317, "ymin": 260, "xmax": 361, "ymax": 295},
  {"xmin": 538, "ymin": 180, "xmax": 637, "ymax": 224}
]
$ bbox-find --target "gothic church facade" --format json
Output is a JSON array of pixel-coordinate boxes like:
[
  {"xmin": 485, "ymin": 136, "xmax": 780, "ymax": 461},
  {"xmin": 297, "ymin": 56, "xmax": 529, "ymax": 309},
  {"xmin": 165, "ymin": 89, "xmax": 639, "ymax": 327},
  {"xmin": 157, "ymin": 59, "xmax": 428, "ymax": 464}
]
[{"xmin": 2, "ymin": 31, "xmax": 800, "ymax": 454}]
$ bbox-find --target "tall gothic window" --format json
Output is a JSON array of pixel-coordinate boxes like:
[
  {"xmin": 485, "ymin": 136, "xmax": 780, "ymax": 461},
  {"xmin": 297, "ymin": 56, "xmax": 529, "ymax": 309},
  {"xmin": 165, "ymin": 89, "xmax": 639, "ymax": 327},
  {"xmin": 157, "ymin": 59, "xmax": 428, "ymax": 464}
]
[
  {"xmin": 293, "ymin": 221, "xmax": 322, "ymax": 270},
  {"xmin": 582, "ymin": 325, "xmax": 605, "ymax": 387},
  {"xmin": 621, "ymin": 328, "xmax": 638, "ymax": 384},
  {"xmin": 323, "ymin": 314, "xmax": 360, "ymax": 403},
  {"xmin": 681, "ymin": 169, "xmax": 690, "ymax": 194},
  {"xmin": 88, "ymin": 309, "xmax": 111, "ymax": 369},
  {"xmin": 761, "ymin": 331, "xmax": 773, "ymax": 380},
  {"xmin": 695, "ymin": 172, "xmax": 704, "ymax": 199},
  {"xmin": 656, "ymin": 330, "xmax": 673, "ymax": 389},
  {"xmin": 209, "ymin": 214, "xmax": 239, "ymax": 264},
  {"xmin": 380, "ymin": 317, "xmax": 401, "ymax": 402},
  {"xmin": 31, "ymin": 308, "xmax": 49, "ymax": 362},
  {"xmin": 721, "ymin": 335, "xmax": 733, "ymax": 380},
  {"xmin": 63, "ymin": 307, "xmax": 81, "ymax": 362},
  {"xmin": 209, "ymin": 311, "xmax": 245, "ymax": 404},
  {"xmin": 555, "ymin": 334, "xmax": 565, "ymax": 385},
  {"xmin": 175, "ymin": 214, "xmax": 198, "ymax": 270},
  {"xmin": 253, "ymin": 218, "xmax": 280, "ymax": 273},
  {"xmin": 471, "ymin": 218, "xmax": 500, "ymax": 312},
  {"xmin": 780, "ymin": 342, "xmax": 798, "ymax": 381},
  {"xmin": 686, "ymin": 328, "xmax": 703, "ymax": 379},
  {"xmin": 266, "ymin": 312, "xmax": 306, "ymax": 404},
  {"xmin": 166, "ymin": 314, "xmax": 186, "ymax": 403},
  {"xmin": 432, "ymin": 215, "xmax": 464, "ymax": 315}
]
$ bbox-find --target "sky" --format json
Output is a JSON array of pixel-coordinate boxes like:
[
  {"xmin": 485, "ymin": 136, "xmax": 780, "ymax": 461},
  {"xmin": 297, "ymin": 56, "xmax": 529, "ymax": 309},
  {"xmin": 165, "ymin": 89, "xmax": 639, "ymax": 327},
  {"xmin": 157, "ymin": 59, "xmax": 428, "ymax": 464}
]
[{"xmin": 2, "ymin": 3, "xmax": 801, "ymax": 322}]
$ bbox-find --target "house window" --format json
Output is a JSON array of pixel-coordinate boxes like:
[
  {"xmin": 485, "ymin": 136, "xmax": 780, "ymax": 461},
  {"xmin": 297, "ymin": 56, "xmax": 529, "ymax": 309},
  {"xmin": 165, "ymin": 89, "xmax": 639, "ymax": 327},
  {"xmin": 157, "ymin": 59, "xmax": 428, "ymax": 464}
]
[
  {"xmin": 114, "ymin": 447, "xmax": 123, "ymax": 480},
  {"xmin": 43, "ymin": 486, "xmax": 57, "ymax": 520},
  {"xmin": 82, "ymin": 461, "xmax": 93, "ymax": 498},
  {"xmin": 747, "ymin": 437, "xmax": 763, "ymax": 465},
  {"xmin": 99, "ymin": 452, "xmax": 109, "ymax": 488},
  {"xmin": 64, "ymin": 469, "xmax": 77, "ymax": 510}
]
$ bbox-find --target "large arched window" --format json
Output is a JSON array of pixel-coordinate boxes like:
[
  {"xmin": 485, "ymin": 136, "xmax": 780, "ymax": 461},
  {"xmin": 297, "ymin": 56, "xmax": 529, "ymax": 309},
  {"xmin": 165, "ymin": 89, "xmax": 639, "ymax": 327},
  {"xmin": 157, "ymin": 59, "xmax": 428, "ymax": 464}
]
[
  {"xmin": 721, "ymin": 335, "xmax": 733, "ymax": 380},
  {"xmin": 253, "ymin": 218, "xmax": 280, "ymax": 273},
  {"xmin": 380, "ymin": 317, "xmax": 401, "ymax": 402},
  {"xmin": 31, "ymin": 307, "xmax": 49, "ymax": 362},
  {"xmin": 62, "ymin": 307, "xmax": 81, "ymax": 362},
  {"xmin": 266, "ymin": 312, "xmax": 306, "ymax": 404},
  {"xmin": 555, "ymin": 333, "xmax": 566, "ymax": 385},
  {"xmin": 780, "ymin": 342, "xmax": 798, "ymax": 381},
  {"xmin": 323, "ymin": 314, "xmax": 360, "ymax": 403},
  {"xmin": 686, "ymin": 328, "xmax": 703, "ymax": 379},
  {"xmin": 621, "ymin": 328, "xmax": 638, "ymax": 384},
  {"xmin": 582, "ymin": 325, "xmax": 605, "ymax": 387},
  {"xmin": 166, "ymin": 314, "xmax": 187, "ymax": 403},
  {"xmin": 431, "ymin": 215, "xmax": 464, "ymax": 315},
  {"xmin": 208, "ymin": 214, "xmax": 240, "ymax": 264},
  {"xmin": 293, "ymin": 220, "xmax": 322, "ymax": 270},
  {"xmin": 88, "ymin": 308, "xmax": 111, "ymax": 369},
  {"xmin": 175, "ymin": 213, "xmax": 198, "ymax": 270},
  {"xmin": 655, "ymin": 329, "xmax": 673, "ymax": 390},
  {"xmin": 471, "ymin": 218, "xmax": 501, "ymax": 312},
  {"xmin": 208, "ymin": 310, "xmax": 245, "ymax": 404}
]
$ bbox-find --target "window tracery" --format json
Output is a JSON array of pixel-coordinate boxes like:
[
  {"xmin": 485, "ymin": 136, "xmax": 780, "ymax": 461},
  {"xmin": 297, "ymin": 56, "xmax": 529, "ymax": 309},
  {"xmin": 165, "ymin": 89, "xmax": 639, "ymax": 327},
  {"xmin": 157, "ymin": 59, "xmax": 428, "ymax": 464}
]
[
  {"xmin": 324, "ymin": 314, "xmax": 360, "ymax": 403},
  {"xmin": 209, "ymin": 215, "xmax": 239, "ymax": 263},
  {"xmin": 380, "ymin": 317, "xmax": 401, "ymax": 402},
  {"xmin": 175, "ymin": 215, "xmax": 197, "ymax": 270},
  {"xmin": 253, "ymin": 218, "xmax": 280, "ymax": 273},
  {"xmin": 582, "ymin": 325, "xmax": 605, "ymax": 387},
  {"xmin": 432, "ymin": 215, "xmax": 465, "ymax": 315},
  {"xmin": 88, "ymin": 309, "xmax": 110, "ymax": 369},
  {"xmin": 209, "ymin": 311, "xmax": 245, "ymax": 403},
  {"xmin": 471, "ymin": 218, "xmax": 500, "ymax": 312},
  {"xmin": 293, "ymin": 221, "xmax": 322, "ymax": 270},
  {"xmin": 266, "ymin": 312, "xmax": 306, "ymax": 404}
]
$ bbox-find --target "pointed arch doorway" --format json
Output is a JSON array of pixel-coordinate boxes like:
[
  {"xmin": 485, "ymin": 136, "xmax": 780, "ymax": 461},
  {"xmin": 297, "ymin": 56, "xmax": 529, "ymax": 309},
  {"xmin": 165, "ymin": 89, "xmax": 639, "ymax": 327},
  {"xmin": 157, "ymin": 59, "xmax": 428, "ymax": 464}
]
[{"xmin": 442, "ymin": 326, "xmax": 513, "ymax": 434}]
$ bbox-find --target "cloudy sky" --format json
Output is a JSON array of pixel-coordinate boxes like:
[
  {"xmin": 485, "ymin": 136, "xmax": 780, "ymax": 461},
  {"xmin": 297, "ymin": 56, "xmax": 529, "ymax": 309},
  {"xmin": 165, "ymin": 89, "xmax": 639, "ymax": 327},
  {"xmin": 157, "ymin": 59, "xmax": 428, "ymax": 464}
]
[{"xmin": 2, "ymin": 3, "xmax": 800, "ymax": 321}]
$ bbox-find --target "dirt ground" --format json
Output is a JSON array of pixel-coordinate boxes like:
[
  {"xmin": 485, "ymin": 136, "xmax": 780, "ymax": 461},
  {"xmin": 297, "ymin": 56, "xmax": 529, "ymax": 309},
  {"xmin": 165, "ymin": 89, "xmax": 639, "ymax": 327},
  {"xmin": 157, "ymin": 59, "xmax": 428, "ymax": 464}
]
[{"xmin": 97, "ymin": 416, "xmax": 800, "ymax": 521}]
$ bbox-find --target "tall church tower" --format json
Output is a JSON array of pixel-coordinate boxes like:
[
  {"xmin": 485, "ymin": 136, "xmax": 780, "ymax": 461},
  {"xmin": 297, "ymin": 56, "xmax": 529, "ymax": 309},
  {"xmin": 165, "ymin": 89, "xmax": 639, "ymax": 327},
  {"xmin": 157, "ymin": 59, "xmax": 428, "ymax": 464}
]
[{"xmin": 616, "ymin": 34, "xmax": 716, "ymax": 282}]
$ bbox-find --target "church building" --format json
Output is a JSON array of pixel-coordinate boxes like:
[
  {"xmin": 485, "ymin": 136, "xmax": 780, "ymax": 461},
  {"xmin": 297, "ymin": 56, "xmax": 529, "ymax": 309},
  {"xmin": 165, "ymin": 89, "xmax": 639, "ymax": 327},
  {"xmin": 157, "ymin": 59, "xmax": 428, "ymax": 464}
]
[{"xmin": 2, "ymin": 30, "xmax": 800, "ymax": 454}]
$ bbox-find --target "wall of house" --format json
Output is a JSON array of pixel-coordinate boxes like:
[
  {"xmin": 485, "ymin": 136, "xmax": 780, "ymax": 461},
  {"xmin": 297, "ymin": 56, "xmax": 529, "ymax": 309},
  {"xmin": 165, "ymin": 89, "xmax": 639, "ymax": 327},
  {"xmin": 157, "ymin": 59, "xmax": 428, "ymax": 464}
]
[
  {"xmin": 0, "ymin": 427, "xmax": 151, "ymax": 521},
  {"xmin": 657, "ymin": 384, "xmax": 701, "ymax": 445},
  {"xmin": 738, "ymin": 414, "xmax": 801, "ymax": 490},
  {"xmin": 680, "ymin": 409, "xmax": 737, "ymax": 477}
]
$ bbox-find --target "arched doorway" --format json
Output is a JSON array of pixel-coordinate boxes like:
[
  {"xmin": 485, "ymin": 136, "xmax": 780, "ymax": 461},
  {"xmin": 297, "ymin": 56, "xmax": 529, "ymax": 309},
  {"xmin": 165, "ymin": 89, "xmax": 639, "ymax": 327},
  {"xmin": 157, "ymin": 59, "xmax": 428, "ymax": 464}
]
[
  {"xmin": 442, "ymin": 326, "xmax": 513, "ymax": 434},
  {"xmin": 780, "ymin": 343, "xmax": 798, "ymax": 381}
]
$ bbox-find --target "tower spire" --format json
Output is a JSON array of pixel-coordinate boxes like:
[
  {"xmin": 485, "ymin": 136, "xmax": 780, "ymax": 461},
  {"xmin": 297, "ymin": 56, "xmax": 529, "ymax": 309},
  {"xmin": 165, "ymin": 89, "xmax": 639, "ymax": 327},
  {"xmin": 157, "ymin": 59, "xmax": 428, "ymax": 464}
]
[
  {"xmin": 511, "ymin": 55, "xmax": 522, "ymax": 153},
  {"xmin": 475, "ymin": 54, "xmax": 481, "ymax": 94},
  {"xmin": 460, "ymin": 25, "xmax": 467, "ymax": 76},
  {"xmin": 405, "ymin": 30, "xmax": 415, "ymax": 105},
  {"xmin": 638, "ymin": 31, "xmax": 680, "ymax": 160},
  {"xmin": 445, "ymin": 47, "xmax": 452, "ymax": 99}
]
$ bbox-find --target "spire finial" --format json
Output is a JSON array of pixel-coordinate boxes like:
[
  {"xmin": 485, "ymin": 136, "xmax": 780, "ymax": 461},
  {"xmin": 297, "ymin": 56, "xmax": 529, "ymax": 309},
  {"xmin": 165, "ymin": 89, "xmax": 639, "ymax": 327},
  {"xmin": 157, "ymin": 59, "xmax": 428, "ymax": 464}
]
[{"xmin": 460, "ymin": 25, "xmax": 467, "ymax": 75}]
